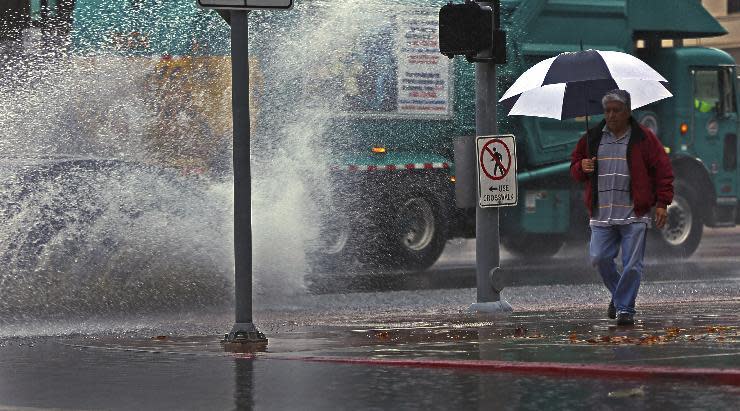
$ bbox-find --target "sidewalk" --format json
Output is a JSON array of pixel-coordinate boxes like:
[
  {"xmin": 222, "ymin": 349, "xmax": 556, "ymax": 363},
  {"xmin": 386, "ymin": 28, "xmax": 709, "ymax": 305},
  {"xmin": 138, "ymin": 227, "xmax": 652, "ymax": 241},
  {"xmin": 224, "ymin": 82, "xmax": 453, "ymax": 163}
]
[
  {"xmin": 258, "ymin": 299, "xmax": 739, "ymax": 370},
  {"xmin": 69, "ymin": 298, "xmax": 739, "ymax": 380}
]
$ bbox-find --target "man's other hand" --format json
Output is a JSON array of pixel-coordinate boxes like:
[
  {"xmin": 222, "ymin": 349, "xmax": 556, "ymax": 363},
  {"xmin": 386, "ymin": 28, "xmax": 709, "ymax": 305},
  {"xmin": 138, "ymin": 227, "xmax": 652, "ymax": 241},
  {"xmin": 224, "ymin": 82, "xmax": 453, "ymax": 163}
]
[
  {"xmin": 581, "ymin": 157, "xmax": 596, "ymax": 174},
  {"xmin": 655, "ymin": 207, "xmax": 668, "ymax": 229}
]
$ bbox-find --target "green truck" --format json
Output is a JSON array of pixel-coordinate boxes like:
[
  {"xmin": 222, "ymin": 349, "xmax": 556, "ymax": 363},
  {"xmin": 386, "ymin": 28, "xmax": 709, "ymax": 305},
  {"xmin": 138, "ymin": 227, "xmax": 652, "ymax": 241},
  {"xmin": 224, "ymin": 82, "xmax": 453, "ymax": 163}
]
[
  {"xmin": 310, "ymin": 0, "xmax": 740, "ymax": 271},
  {"xmin": 4, "ymin": 0, "xmax": 738, "ymax": 271}
]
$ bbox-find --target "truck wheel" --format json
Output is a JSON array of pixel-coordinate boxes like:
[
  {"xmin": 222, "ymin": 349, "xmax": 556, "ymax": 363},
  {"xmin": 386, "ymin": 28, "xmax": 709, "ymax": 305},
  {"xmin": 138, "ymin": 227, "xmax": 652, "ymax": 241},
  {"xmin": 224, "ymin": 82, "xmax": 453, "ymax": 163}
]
[
  {"xmin": 502, "ymin": 233, "xmax": 566, "ymax": 258},
  {"xmin": 652, "ymin": 181, "xmax": 703, "ymax": 258},
  {"xmin": 305, "ymin": 214, "xmax": 354, "ymax": 273},
  {"xmin": 382, "ymin": 194, "xmax": 447, "ymax": 271}
]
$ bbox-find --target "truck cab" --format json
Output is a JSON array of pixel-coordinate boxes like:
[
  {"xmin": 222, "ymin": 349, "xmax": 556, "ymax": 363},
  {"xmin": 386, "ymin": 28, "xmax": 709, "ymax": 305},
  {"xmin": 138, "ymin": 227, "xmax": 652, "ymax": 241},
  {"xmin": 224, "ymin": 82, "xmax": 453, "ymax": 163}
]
[
  {"xmin": 492, "ymin": 0, "xmax": 739, "ymax": 258},
  {"xmin": 311, "ymin": 0, "xmax": 740, "ymax": 267},
  {"xmin": 639, "ymin": 45, "xmax": 739, "ymax": 253}
]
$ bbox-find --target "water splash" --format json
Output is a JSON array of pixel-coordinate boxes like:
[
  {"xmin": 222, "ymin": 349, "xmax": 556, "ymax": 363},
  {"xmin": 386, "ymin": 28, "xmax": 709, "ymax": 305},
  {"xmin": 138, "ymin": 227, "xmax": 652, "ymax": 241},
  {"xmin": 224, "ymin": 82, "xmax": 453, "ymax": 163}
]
[
  {"xmin": 0, "ymin": 14, "xmax": 237, "ymax": 322},
  {"xmin": 0, "ymin": 160, "xmax": 233, "ymax": 321},
  {"xmin": 0, "ymin": 0, "xmax": 427, "ymax": 323}
]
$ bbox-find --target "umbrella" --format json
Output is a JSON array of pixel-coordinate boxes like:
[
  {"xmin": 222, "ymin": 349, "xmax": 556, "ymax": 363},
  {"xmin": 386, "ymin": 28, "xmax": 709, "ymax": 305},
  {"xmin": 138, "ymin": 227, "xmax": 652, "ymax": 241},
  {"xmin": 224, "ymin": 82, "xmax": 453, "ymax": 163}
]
[{"xmin": 499, "ymin": 49, "xmax": 672, "ymax": 121}]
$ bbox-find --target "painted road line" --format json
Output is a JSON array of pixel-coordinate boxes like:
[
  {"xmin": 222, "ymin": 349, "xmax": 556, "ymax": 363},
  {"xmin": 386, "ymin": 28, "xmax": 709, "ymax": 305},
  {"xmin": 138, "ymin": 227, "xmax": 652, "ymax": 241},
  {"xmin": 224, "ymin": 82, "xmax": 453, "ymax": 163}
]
[
  {"xmin": 613, "ymin": 352, "xmax": 740, "ymax": 363},
  {"xmin": 268, "ymin": 356, "xmax": 740, "ymax": 386}
]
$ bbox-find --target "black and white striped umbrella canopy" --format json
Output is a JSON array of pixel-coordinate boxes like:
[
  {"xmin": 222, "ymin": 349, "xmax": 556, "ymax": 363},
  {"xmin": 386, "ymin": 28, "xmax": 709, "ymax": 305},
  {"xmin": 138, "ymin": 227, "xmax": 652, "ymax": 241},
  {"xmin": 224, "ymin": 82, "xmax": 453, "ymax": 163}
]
[{"xmin": 499, "ymin": 50, "xmax": 672, "ymax": 120}]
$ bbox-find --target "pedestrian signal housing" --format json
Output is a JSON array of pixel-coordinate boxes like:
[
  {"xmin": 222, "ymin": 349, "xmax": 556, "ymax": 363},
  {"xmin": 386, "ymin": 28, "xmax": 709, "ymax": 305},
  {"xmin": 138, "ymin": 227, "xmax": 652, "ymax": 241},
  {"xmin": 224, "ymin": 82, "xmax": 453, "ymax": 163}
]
[{"xmin": 439, "ymin": 0, "xmax": 506, "ymax": 63}]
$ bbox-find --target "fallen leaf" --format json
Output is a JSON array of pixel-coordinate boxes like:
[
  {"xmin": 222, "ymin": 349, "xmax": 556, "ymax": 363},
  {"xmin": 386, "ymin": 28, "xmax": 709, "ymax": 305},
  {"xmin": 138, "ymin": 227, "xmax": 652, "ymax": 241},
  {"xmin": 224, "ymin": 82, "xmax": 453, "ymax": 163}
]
[
  {"xmin": 638, "ymin": 334, "xmax": 666, "ymax": 345},
  {"xmin": 665, "ymin": 327, "xmax": 681, "ymax": 338},
  {"xmin": 705, "ymin": 326, "xmax": 733, "ymax": 334},
  {"xmin": 608, "ymin": 385, "xmax": 646, "ymax": 398},
  {"xmin": 375, "ymin": 331, "xmax": 390, "ymax": 341},
  {"xmin": 152, "ymin": 335, "xmax": 168, "ymax": 341}
]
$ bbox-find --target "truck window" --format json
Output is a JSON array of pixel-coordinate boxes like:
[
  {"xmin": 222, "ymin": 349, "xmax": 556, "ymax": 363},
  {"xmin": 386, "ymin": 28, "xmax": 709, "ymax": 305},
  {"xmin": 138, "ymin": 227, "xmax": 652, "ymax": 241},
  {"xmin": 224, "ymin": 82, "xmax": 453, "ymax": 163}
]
[
  {"xmin": 720, "ymin": 67, "xmax": 737, "ymax": 114},
  {"xmin": 725, "ymin": 134, "xmax": 737, "ymax": 171},
  {"xmin": 692, "ymin": 69, "xmax": 720, "ymax": 114},
  {"xmin": 30, "ymin": 0, "xmax": 58, "ymax": 22},
  {"xmin": 333, "ymin": 8, "xmax": 453, "ymax": 119}
]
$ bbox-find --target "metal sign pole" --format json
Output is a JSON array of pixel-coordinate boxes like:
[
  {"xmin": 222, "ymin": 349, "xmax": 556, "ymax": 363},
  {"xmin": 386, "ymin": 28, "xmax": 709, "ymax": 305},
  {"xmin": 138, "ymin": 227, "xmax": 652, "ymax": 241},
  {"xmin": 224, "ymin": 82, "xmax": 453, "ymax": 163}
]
[
  {"xmin": 474, "ymin": 61, "xmax": 500, "ymax": 303},
  {"xmin": 470, "ymin": 20, "xmax": 511, "ymax": 313},
  {"xmin": 198, "ymin": 1, "xmax": 293, "ymax": 348},
  {"xmin": 227, "ymin": 9, "xmax": 266, "ymax": 345}
]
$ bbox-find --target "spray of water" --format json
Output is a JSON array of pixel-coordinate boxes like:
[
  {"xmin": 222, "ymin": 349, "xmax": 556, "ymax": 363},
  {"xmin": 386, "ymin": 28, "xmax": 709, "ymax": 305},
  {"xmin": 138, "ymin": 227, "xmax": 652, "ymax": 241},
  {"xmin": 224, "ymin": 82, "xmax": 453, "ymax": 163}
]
[
  {"xmin": 0, "ymin": 159, "xmax": 235, "ymax": 321},
  {"xmin": 0, "ymin": 0, "xmax": 415, "ymax": 323},
  {"xmin": 0, "ymin": 12, "xmax": 236, "ymax": 321},
  {"xmin": 249, "ymin": 1, "xmax": 402, "ymax": 294}
]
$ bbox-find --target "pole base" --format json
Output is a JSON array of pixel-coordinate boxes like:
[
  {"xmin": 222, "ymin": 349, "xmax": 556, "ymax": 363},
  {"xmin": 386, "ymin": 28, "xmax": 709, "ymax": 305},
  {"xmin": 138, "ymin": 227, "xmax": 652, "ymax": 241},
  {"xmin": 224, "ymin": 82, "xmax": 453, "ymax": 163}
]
[
  {"xmin": 222, "ymin": 322, "xmax": 268, "ymax": 352},
  {"xmin": 468, "ymin": 300, "xmax": 513, "ymax": 314}
]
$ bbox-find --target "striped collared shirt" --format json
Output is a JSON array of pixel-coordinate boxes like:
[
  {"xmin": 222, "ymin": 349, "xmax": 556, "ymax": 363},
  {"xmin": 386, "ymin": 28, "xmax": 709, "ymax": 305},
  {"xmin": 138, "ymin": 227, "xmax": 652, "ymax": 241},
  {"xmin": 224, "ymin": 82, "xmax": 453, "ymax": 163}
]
[{"xmin": 590, "ymin": 125, "xmax": 652, "ymax": 227}]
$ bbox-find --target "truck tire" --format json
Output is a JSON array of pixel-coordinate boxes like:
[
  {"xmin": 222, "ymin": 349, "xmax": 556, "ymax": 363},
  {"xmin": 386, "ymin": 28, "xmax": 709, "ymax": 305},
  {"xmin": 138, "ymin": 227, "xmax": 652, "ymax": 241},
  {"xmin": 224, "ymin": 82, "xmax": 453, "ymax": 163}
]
[
  {"xmin": 502, "ymin": 233, "xmax": 567, "ymax": 258},
  {"xmin": 391, "ymin": 194, "xmax": 448, "ymax": 270},
  {"xmin": 651, "ymin": 181, "xmax": 703, "ymax": 258},
  {"xmin": 305, "ymin": 214, "xmax": 354, "ymax": 273},
  {"xmin": 309, "ymin": 178, "xmax": 450, "ymax": 272},
  {"xmin": 358, "ymin": 191, "xmax": 447, "ymax": 271}
]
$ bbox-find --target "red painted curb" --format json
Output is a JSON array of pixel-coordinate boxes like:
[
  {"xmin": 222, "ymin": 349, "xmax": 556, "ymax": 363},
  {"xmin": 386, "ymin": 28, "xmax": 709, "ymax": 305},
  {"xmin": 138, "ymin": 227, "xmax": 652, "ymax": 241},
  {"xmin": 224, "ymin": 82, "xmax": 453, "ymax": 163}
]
[{"xmin": 269, "ymin": 356, "xmax": 740, "ymax": 386}]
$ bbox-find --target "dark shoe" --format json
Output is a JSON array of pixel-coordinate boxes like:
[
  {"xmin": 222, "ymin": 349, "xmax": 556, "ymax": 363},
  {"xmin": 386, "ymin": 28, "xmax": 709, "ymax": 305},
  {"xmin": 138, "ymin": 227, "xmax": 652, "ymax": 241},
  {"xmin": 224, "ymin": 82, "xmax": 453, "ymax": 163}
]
[
  {"xmin": 616, "ymin": 312, "xmax": 635, "ymax": 326},
  {"xmin": 608, "ymin": 300, "xmax": 616, "ymax": 319}
]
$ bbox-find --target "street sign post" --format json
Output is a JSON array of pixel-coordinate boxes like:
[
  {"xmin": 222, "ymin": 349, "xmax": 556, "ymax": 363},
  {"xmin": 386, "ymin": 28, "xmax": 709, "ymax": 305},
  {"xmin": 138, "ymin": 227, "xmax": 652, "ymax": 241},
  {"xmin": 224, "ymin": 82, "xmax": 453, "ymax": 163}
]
[
  {"xmin": 197, "ymin": 0, "xmax": 293, "ymax": 349},
  {"xmin": 476, "ymin": 135, "xmax": 518, "ymax": 208},
  {"xmin": 440, "ymin": 1, "xmax": 510, "ymax": 313},
  {"xmin": 198, "ymin": 0, "xmax": 293, "ymax": 10},
  {"xmin": 224, "ymin": 8, "xmax": 270, "ymax": 350}
]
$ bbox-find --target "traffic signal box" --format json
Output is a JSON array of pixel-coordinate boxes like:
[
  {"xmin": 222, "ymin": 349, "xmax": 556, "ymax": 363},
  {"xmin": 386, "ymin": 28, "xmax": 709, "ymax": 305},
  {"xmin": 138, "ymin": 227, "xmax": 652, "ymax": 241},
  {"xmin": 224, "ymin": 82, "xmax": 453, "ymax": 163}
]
[{"xmin": 439, "ymin": 0, "xmax": 506, "ymax": 63}]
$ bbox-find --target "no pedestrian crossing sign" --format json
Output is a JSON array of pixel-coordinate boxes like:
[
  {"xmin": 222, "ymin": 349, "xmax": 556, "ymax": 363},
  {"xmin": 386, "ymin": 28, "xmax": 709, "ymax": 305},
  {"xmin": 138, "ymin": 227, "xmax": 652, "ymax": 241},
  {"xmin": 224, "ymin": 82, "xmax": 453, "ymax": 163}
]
[
  {"xmin": 197, "ymin": 0, "xmax": 293, "ymax": 10},
  {"xmin": 477, "ymin": 135, "xmax": 518, "ymax": 208}
]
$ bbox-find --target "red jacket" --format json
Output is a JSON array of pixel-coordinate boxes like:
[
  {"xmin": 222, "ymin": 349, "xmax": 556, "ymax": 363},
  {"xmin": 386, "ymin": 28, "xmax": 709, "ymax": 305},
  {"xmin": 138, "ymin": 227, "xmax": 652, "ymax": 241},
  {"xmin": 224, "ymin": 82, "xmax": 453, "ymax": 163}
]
[{"xmin": 570, "ymin": 118, "xmax": 674, "ymax": 217}]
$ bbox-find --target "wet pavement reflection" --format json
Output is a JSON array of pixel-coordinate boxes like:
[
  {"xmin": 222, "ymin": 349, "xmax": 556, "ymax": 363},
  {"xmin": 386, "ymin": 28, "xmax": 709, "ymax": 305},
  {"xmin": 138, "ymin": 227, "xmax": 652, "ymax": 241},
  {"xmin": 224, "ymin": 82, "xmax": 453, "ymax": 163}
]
[
  {"xmin": 0, "ymin": 229, "xmax": 738, "ymax": 409},
  {"xmin": 307, "ymin": 228, "xmax": 740, "ymax": 294},
  {"xmin": 0, "ymin": 300, "xmax": 737, "ymax": 410}
]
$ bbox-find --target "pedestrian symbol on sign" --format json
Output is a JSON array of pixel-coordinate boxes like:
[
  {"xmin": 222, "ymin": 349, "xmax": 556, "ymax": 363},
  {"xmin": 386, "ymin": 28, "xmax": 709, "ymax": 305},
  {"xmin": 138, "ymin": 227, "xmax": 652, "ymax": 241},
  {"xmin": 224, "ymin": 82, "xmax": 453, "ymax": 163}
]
[
  {"xmin": 492, "ymin": 147, "xmax": 504, "ymax": 176},
  {"xmin": 479, "ymin": 138, "xmax": 511, "ymax": 181}
]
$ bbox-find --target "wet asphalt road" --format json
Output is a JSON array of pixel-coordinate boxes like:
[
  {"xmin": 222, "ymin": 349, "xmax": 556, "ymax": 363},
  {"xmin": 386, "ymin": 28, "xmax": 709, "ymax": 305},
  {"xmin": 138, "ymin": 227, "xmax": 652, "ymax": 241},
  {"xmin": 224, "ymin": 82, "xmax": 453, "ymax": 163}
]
[
  {"xmin": 0, "ymin": 338, "xmax": 736, "ymax": 411},
  {"xmin": 0, "ymin": 229, "xmax": 737, "ymax": 410},
  {"xmin": 306, "ymin": 227, "xmax": 740, "ymax": 294},
  {"xmin": 0, "ymin": 301, "xmax": 738, "ymax": 411}
]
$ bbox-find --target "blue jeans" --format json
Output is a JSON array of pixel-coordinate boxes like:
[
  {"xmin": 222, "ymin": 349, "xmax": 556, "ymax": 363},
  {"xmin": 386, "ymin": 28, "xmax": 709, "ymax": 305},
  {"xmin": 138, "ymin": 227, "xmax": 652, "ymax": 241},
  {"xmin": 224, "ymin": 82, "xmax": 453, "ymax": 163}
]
[{"xmin": 589, "ymin": 223, "xmax": 648, "ymax": 314}]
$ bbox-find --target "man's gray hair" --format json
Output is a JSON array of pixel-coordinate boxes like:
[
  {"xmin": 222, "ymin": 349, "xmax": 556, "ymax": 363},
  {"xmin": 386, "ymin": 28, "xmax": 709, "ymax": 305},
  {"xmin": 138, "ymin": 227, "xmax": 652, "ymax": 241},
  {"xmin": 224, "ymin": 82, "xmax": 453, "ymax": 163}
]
[{"xmin": 602, "ymin": 89, "xmax": 631, "ymax": 112}]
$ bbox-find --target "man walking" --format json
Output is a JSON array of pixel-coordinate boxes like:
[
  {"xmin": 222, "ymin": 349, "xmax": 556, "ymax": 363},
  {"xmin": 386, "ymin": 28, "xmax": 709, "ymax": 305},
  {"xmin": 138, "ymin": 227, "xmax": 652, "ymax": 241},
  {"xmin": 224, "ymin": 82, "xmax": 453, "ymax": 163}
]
[{"xmin": 570, "ymin": 89, "xmax": 674, "ymax": 325}]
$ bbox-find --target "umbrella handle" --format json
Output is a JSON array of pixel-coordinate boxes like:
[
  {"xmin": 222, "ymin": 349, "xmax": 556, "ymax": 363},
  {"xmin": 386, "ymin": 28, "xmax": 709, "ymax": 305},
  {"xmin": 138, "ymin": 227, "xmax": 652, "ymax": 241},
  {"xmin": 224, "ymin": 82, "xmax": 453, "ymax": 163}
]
[
  {"xmin": 579, "ymin": 40, "xmax": 590, "ymax": 155},
  {"xmin": 584, "ymin": 91, "xmax": 590, "ymax": 155}
]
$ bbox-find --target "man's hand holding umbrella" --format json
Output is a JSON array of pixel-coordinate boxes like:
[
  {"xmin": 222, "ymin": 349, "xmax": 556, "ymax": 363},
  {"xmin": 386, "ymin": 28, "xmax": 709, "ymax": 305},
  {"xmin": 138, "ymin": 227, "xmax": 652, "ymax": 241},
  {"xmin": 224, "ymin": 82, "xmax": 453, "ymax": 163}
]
[{"xmin": 581, "ymin": 156, "xmax": 596, "ymax": 174}]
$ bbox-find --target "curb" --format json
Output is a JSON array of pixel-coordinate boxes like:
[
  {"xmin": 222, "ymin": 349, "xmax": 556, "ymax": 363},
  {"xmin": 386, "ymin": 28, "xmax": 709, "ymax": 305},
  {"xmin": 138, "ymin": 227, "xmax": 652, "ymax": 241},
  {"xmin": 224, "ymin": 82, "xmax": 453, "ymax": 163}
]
[{"xmin": 267, "ymin": 356, "xmax": 740, "ymax": 386}]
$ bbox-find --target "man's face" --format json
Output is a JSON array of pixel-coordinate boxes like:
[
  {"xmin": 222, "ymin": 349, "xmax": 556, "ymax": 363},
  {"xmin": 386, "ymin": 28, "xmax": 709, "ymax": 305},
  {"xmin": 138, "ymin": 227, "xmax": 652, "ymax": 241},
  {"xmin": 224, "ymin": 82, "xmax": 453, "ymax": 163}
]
[{"xmin": 604, "ymin": 100, "xmax": 630, "ymax": 132}]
